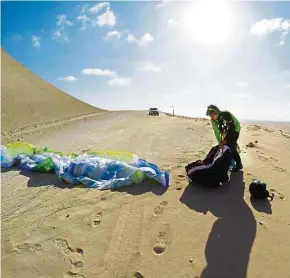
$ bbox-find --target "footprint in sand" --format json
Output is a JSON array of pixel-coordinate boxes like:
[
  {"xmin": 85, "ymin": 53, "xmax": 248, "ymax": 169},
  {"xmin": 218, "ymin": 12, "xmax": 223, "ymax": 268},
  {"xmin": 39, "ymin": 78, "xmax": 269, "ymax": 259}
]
[
  {"xmin": 174, "ymin": 180, "xmax": 183, "ymax": 190},
  {"xmin": 269, "ymin": 189, "xmax": 286, "ymax": 200},
  {"xmin": 153, "ymin": 201, "xmax": 168, "ymax": 217},
  {"xmin": 90, "ymin": 212, "xmax": 102, "ymax": 227},
  {"xmin": 269, "ymin": 156, "xmax": 278, "ymax": 162},
  {"xmin": 258, "ymin": 155, "xmax": 269, "ymax": 162},
  {"xmin": 55, "ymin": 238, "xmax": 84, "ymax": 274},
  {"xmin": 153, "ymin": 224, "xmax": 172, "ymax": 255},
  {"xmin": 169, "ymin": 165, "xmax": 183, "ymax": 171},
  {"xmin": 70, "ymin": 260, "xmax": 84, "ymax": 273},
  {"xmin": 76, "ymin": 248, "xmax": 84, "ymax": 255},
  {"xmin": 55, "ymin": 238, "xmax": 72, "ymax": 253},
  {"xmin": 174, "ymin": 174, "xmax": 188, "ymax": 190},
  {"xmin": 64, "ymin": 271, "xmax": 86, "ymax": 278},
  {"xmin": 273, "ymin": 166, "xmax": 287, "ymax": 173},
  {"xmin": 14, "ymin": 243, "xmax": 42, "ymax": 254},
  {"xmin": 133, "ymin": 272, "xmax": 144, "ymax": 278},
  {"xmin": 246, "ymin": 173, "xmax": 255, "ymax": 179}
]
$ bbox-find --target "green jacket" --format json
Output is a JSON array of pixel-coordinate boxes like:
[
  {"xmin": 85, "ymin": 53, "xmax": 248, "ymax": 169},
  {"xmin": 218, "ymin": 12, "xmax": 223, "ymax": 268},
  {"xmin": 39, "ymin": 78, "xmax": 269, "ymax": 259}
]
[{"xmin": 211, "ymin": 111, "xmax": 241, "ymax": 142}]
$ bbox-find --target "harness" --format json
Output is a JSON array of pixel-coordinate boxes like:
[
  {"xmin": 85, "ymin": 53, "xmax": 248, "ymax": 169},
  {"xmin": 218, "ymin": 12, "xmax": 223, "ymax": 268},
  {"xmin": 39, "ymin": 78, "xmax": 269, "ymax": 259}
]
[{"xmin": 188, "ymin": 145, "xmax": 230, "ymax": 175}]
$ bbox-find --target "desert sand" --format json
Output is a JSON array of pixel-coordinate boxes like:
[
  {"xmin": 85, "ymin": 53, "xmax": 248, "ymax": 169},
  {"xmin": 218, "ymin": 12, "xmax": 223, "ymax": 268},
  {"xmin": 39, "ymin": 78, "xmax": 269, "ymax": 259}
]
[
  {"xmin": 1, "ymin": 51, "xmax": 290, "ymax": 278},
  {"xmin": 1, "ymin": 49, "xmax": 102, "ymax": 143}
]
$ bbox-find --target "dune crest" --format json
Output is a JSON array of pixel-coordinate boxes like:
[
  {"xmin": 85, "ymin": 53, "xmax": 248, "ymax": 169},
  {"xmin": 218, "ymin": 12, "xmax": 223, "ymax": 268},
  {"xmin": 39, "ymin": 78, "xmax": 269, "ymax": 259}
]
[{"xmin": 1, "ymin": 49, "xmax": 103, "ymax": 136}]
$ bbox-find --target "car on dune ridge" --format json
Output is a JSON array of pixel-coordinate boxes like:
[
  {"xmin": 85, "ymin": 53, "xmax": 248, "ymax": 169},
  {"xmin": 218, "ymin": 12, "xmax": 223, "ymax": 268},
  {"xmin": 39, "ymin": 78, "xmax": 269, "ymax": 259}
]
[{"xmin": 149, "ymin": 108, "xmax": 159, "ymax": 116}]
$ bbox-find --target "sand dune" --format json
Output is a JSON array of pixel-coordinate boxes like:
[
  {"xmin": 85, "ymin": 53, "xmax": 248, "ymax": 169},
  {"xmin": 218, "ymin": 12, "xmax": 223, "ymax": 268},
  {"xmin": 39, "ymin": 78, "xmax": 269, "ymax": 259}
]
[
  {"xmin": 1, "ymin": 49, "xmax": 102, "ymax": 141},
  {"xmin": 1, "ymin": 52, "xmax": 290, "ymax": 278}
]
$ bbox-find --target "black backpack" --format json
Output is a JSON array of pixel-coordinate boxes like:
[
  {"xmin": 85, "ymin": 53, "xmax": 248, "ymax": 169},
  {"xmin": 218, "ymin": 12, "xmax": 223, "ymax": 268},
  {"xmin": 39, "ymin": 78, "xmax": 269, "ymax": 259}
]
[{"xmin": 249, "ymin": 180, "xmax": 274, "ymax": 200}]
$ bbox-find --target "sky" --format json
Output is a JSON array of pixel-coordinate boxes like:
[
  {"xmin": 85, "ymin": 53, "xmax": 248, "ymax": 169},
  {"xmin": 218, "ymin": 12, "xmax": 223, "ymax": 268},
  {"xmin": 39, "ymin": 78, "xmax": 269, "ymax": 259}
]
[{"xmin": 1, "ymin": 0, "xmax": 290, "ymax": 121}]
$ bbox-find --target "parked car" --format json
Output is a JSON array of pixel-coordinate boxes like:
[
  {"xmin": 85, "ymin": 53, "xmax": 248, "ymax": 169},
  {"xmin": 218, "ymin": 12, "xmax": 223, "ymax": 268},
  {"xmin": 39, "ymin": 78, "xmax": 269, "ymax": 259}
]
[{"xmin": 149, "ymin": 108, "xmax": 159, "ymax": 116}]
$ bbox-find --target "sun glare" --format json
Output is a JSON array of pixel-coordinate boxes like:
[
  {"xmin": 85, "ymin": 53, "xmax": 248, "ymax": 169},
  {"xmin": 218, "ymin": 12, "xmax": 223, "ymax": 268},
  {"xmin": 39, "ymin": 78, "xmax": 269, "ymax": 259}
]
[{"xmin": 184, "ymin": 1, "xmax": 234, "ymax": 45}]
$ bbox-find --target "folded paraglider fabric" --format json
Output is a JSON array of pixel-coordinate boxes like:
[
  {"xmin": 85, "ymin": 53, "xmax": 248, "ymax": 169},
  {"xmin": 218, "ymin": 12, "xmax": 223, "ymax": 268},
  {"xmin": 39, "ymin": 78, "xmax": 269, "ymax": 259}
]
[
  {"xmin": 1, "ymin": 142, "xmax": 170, "ymax": 190},
  {"xmin": 185, "ymin": 145, "xmax": 232, "ymax": 187}
]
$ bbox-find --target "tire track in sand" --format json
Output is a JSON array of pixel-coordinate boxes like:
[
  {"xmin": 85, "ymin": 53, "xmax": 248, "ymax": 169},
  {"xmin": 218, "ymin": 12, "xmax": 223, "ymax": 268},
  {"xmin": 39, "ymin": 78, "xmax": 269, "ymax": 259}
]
[{"xmin": 104, "ymin": 203, "xmax": 144, "ymax": 278}]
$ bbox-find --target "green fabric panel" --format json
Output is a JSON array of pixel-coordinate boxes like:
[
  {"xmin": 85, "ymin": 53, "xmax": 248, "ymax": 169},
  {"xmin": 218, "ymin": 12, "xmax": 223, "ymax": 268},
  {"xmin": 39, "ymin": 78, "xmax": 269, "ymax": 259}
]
[
  {"xmin": 32, "ymin": 157, "xmax": 54, "ymax": 173},
  {"xmin": 211, "ymin": 120, "xmax": 221, "ymax": 142}
]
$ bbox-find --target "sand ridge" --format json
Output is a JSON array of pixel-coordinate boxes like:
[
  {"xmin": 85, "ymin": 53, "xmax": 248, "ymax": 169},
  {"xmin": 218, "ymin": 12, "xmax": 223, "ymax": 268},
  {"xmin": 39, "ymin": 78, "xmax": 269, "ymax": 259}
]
[{"xmin": 1, "ymin": 49, "xmax": 103, "ymax": 136}]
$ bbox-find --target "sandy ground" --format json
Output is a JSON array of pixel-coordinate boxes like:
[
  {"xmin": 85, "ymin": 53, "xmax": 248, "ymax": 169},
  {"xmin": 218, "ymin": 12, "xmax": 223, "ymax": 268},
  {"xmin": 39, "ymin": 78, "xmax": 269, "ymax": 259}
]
[{"xmin": 1, "ymin": 111, "xmax": 290, "ymax": 278}]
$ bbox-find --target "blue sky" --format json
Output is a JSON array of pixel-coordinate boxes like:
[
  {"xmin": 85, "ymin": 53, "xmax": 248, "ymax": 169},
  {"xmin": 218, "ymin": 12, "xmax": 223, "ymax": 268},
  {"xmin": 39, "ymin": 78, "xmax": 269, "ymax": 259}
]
[{"xmin": 2, "ymin": 1, "xmax": 290, "ymax": 121}]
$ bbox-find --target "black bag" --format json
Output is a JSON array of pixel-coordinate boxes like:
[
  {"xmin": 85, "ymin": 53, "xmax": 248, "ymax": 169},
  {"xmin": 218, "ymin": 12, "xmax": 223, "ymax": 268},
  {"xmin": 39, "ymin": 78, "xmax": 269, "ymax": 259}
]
[
  {"xmin": 249, "ymin": 180, "xmax": 274, "ymax": 200},
  {"xmin": 185, "ymin": 145, "xmax": 232, "ymax": 187}
]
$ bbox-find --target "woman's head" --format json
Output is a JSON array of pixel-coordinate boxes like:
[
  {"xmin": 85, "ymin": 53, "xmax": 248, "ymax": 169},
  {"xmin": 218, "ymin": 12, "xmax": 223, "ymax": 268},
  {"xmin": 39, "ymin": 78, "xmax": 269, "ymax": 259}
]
[
  {"xmin": 206, "ymin": 105, "xmax": 220, "ymax": 120},
  {"xmin": 210, "ymin": 113, "xmax": 218, "ymax": 121}
]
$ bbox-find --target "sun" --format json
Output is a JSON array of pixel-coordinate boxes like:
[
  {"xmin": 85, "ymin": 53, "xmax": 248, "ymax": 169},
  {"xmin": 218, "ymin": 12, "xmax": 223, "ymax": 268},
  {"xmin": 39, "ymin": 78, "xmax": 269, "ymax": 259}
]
[{"xmin": 183, "ymin": 1, "xmax": 234, "ymax": 45}]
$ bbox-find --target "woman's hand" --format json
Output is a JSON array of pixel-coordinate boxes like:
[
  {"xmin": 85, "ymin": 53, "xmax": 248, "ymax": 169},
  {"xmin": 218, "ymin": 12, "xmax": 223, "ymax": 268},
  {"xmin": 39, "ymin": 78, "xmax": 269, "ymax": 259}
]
[{"xmin": 219, "ymin": 140, "xmax": 226, "ymax": 149}]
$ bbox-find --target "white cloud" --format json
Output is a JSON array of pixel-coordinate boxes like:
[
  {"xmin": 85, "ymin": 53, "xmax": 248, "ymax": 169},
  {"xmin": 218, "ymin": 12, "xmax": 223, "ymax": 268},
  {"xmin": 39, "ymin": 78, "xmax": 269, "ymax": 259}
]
[
  {"xmin": 52, "ymin": 30, "xmax": 61, "ymax": 39},
  {"xmin": 58, "ymin": 76, "xmax": 78, "ymax": 81},
  {"xmin": 168, "ymin": 19, "xmax": 179, "ymax": 26},
  {"xmin": 96, "ymin": 7, "xmax": 116, "ymax": 27},
  {"xmin": 137, "ymin": 65, "xmax": 162, "ymax": 73},
  {"xmin": 104, "ymin": 30, "xmax": 121, "ymax": 40},
  {"xmin": 53, "ymin": 14, "xmax": 72, "ymax": 41},
  {"xmin": 90, "ymin": 2, "xmax": 110, "ymax": 13},
  {"xmin": 250, "ymin": 18, "xmax": 290, "ymax": 45},
  {"xmin": 57, "ymin": 14, "xmax": 73, "ymax": 28},
  {"xmin": 77, "ymin": 5, "xmax": 92, "ymax": 30},
  {"xmin": 250, "ymin": 18, "xmax": 290, "ymax": 35},
  {"xmin": 77, "ymin": 3, "xmax": 117, "ymax": 29},
  {"xmin": 108, "ymin": 77, "xmax": 131, "ymax": 87},
  {"xmin": 81, "ymin": 67, "xmax": 130, "ymax": 87},
  {"xmin": 235, "ymin": 82, "xmax": 249, "ymax": 87},
  {"xmin": 279, "ymin": 40, "xmax": 285, "ymax": 46},
  {"xmin": 52, "ymin": 30, "xmax": 69, "ymax": 42},
  {"xmin": 127, "ymin": 34, "xmax": 138, "ymax": 44},
  {"xmin": 140, "ymin": 33, "xmax": 154, "ymax": 46},
  {"xmin": 81, "ymin": 68, "xmax": 117, "ymax": 77},
  {"xmin": 127, "ymin": 33, "xmax": 154, "ymax": 47},
  {"xmin": 284, "ymin": 84, "xmax": 290, "ymax": 88},
  {"xmin": 77, "ymin": 14, "xmax": 91, "ymax": 30},
  {"xmin": 80, "ymin": 4, "xmax": 89, "ymax": 14},
  {"xmin": 32, "ymin": 36, "xmax": 40, "ymax": 48}
]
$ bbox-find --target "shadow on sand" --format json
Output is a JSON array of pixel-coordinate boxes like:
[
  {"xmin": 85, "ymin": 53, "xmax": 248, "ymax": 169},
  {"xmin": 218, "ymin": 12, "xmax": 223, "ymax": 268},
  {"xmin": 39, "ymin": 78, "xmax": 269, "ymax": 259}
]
[
  {"xmin": 3, "ymin": 168, "xmax": 168, "ymax": 196},
  {"xmin": 250, "ymin": 196, "xmax": 272, "ymax": 214},
  {"xmin": 180, "ymin": 172, "xmax": 257, "ymax": 278}
]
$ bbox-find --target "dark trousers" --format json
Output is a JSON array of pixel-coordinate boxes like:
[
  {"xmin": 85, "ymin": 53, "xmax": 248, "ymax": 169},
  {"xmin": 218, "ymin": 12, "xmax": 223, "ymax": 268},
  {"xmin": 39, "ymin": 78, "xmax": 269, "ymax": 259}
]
[{"xmin": 225, "ymin": 131, "xmax": 242, "ymax": 168}]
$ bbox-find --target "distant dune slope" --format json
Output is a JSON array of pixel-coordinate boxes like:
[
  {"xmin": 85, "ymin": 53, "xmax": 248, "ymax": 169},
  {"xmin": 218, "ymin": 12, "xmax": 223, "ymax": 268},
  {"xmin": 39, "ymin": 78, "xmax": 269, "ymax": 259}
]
[{"xmin": 1, "ymin": 49, "xmax": 102, "ymax": 134}]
